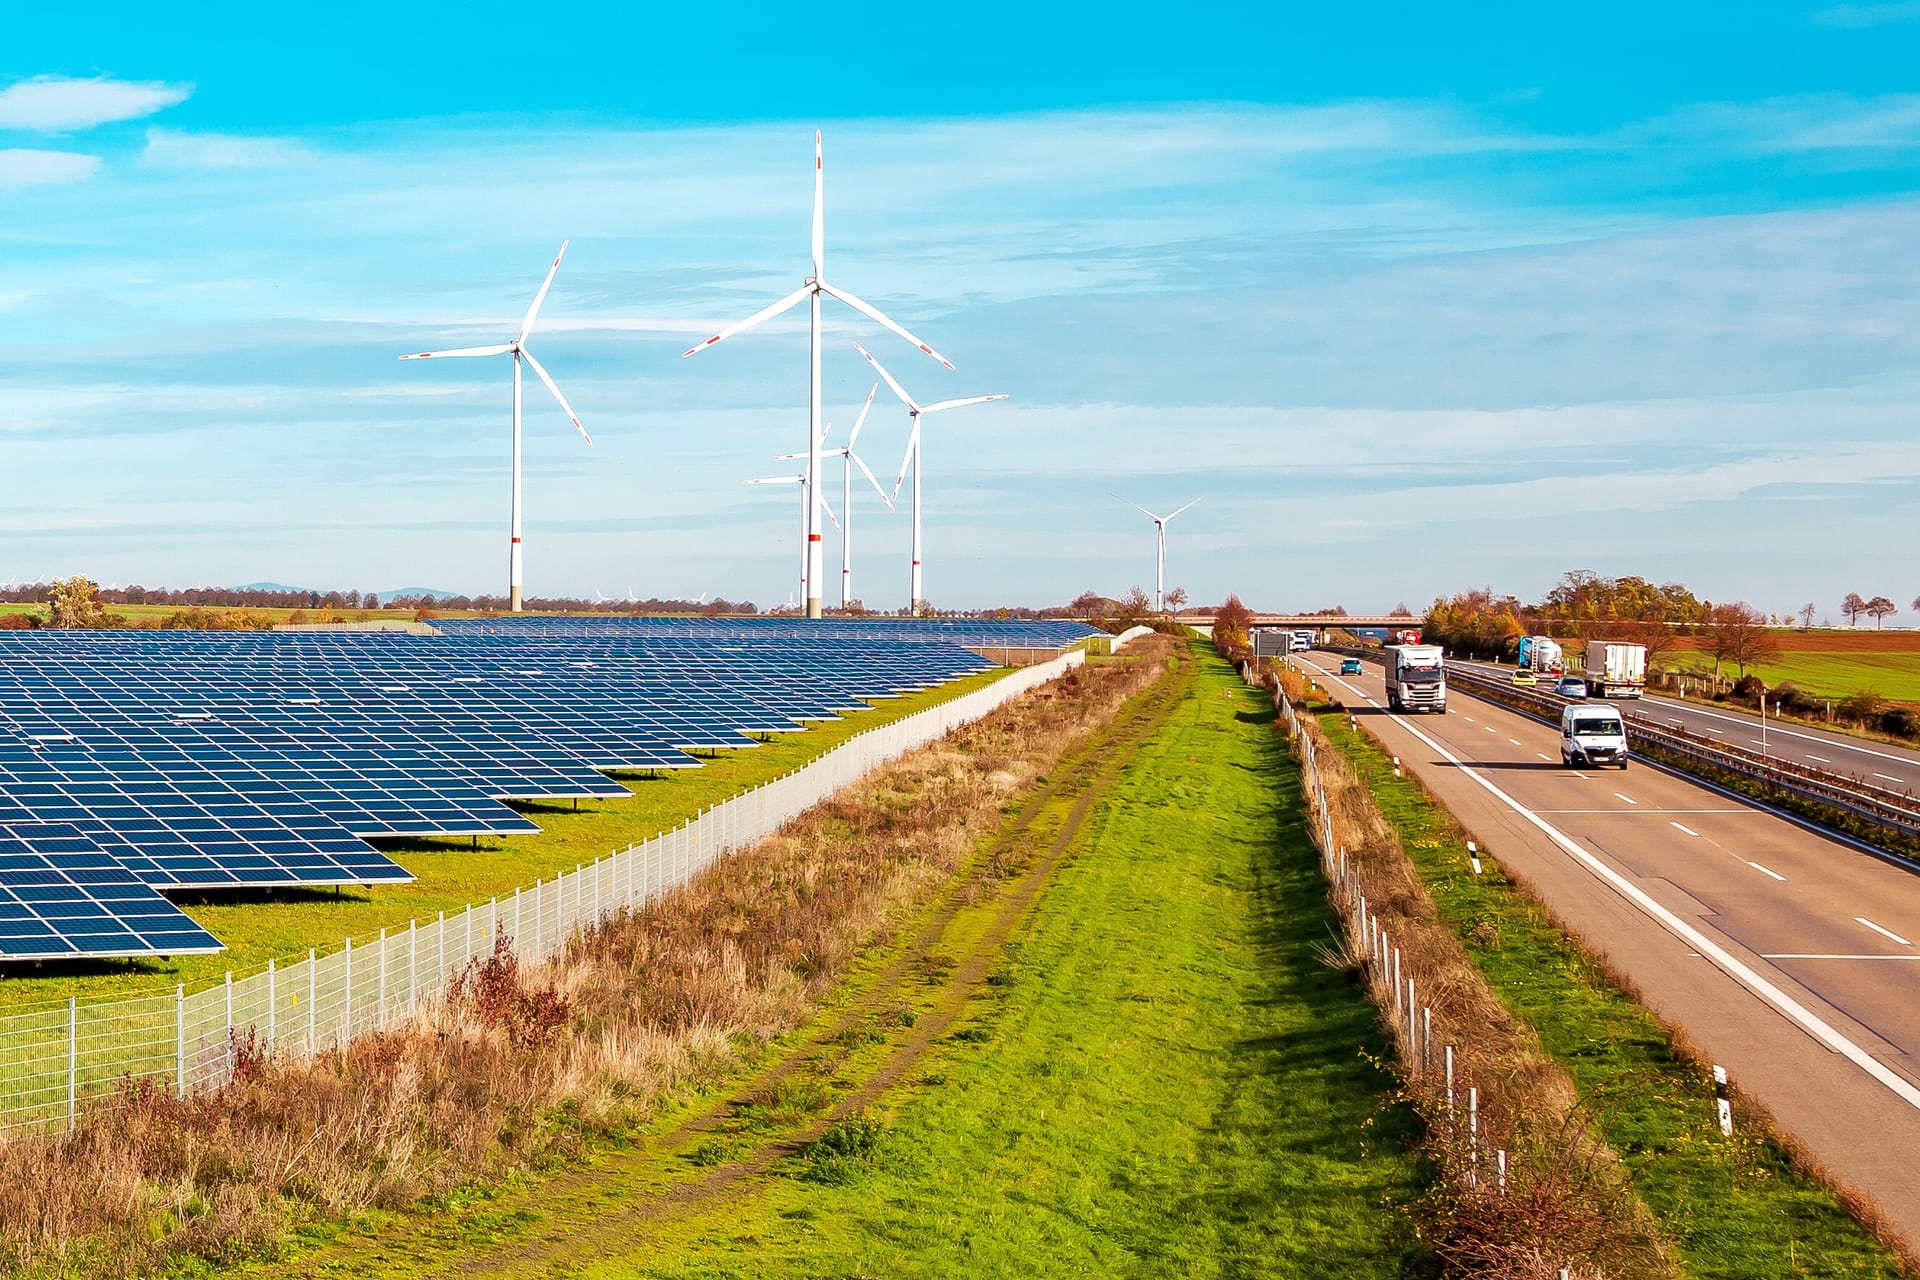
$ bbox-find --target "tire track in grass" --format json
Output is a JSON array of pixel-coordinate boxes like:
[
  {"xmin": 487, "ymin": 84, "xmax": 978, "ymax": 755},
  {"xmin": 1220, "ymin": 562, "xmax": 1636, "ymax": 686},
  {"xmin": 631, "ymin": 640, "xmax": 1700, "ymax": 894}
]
[{"xmin": 253, "ymin": 652, "xmax": 1190, "ymax": 1280}]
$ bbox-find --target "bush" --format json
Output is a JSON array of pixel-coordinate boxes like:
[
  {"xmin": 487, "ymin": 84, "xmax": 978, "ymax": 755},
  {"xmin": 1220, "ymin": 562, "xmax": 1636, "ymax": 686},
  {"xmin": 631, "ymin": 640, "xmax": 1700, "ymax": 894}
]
[
  {"xmin": 1880, "ymin": 707, "xmax": 1920, "ymax": 740},
  {"xmin": 1730, "ymin": 674, "xmax": 1765, "ymax": 701},
  {"xmin": 1838, "ymin": 690, "xmax": 1886, "ymax": 724},
  {"xmin": 1770, "ymin": 682, "xmax": 1817, "ymax": 716}
]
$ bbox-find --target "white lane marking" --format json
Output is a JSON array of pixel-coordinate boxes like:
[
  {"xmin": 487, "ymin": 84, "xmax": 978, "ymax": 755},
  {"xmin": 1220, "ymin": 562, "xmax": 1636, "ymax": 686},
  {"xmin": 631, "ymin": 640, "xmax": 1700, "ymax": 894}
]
[
  {"xmin": 1536, "ymin": 752, "xmax": 1552, "ymax": 761},
  {"xmin": 1670, "ymin": 822, "xmax": 1700, "ymax": 836},
  {"xmin": 1615, "ymin": 793, "xmax": 1638, "ymax": 806},
  {"xmin": 1807, "ymin": 754, "xmax": 1831, "ymax": 764},
  {"xmin": 1509, "ymin": 737, "xmax": 1523, "ymax": 746},
  {"xmin": 1485, "ymin": 726, "xmax": 1497, "ymax": 735},
  {"xmin": 1532, "ymin": 809, "xmax": 1745, "ymax": 814},
  {"xmin": 1750, "ymin": 739, "xmax": 1765, "ymax": 746},
  {"xmin": 1857, "ymin": 917, "xmax": 1913, "ymax": 946},
  {"xmin": 1746, "ymin": 861, "xmax": 1787, "ymax": 882},
  {"xmin": 1875, "ymin": 773, "xmax": 1904, "ymax": 784},
  {"xmin": 1329, "ymin": 682, "xmax": 1920, "ymax": 1115},
  {"xmin": 1763, "ymin": 954, "xmax": 1920, "ymax": 961},
  {"xmin": 1463, "ymin": 716, "xmax": 1475, "ymax": 723},
  {"xmin": 1642, "ymin": 693, "xmax": 1920, "ymax": 770}
]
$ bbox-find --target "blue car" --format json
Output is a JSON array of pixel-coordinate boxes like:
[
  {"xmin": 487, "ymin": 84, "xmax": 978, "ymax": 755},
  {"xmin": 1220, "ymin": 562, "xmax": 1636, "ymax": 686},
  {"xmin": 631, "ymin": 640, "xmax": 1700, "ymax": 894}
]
[{"xmin": 1340, "ymin": 658, "xmax": 1363, "ymax": 676}]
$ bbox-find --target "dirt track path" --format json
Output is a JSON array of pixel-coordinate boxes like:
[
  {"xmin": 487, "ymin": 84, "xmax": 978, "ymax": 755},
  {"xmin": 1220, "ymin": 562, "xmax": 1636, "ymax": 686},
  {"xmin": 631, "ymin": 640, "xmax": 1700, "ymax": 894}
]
[{"xmin": 252, "ymin": 650, "xmax": 1190, "ymax": 1279}]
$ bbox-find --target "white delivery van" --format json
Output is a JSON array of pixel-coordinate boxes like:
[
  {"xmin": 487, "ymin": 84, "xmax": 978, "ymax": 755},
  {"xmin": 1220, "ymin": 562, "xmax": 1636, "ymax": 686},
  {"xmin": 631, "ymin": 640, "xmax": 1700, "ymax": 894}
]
[{"xmin": 1561, "ymin": 704, "xmax": 1629, "ymax": 769}]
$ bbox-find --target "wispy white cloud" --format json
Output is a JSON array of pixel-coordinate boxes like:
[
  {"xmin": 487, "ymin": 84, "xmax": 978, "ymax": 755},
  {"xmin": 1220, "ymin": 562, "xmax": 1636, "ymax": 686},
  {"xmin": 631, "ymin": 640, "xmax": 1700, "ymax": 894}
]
[
  {"xmin": 1650, "ymin": 93, "xmax": 1920, "ymax": 152},
  {"xmin": 0, "ymin": 75, "xmax": 191, "ymax": 131},
  {"xmin": 139, "ymin": 128, "xmax": 315, "ymax": 170},
  {"xmin": 1811, "ymin": 1, "xmax": 1920, "ymax": 27},
  {"xmin": 0, "ymin": 148, "xmax": 99, "ymax": 187}
]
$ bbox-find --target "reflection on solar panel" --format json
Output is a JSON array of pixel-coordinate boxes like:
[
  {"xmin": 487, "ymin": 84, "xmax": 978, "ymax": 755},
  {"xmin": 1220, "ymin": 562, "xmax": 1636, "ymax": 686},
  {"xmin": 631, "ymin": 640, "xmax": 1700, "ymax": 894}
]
[{"xmin": 0, "ymin": 616, "xmax": 1101, "ymax": 960}]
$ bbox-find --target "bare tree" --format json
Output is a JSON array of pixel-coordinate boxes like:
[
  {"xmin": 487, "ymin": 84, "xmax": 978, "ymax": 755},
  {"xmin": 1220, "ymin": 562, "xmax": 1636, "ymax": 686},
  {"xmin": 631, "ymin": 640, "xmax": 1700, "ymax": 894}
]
[
  {"xmin": 1842, "ymin": 592, "xmax": 1867, "ymax": 627},
  {"xmin": 1706, "ymin": 602, "xmax": 1778, "ymax": 680},
  {"xmin": 1867, "ymin": 595, "xmax": 1897, "ymax": 629},
  {"xmin": 1799, "ymin": 602, "xmax": 1817, "ymax": 630},
  {"xmin": 1163, "ymin": 586, "xmax": 1188, "ymax": 616}
]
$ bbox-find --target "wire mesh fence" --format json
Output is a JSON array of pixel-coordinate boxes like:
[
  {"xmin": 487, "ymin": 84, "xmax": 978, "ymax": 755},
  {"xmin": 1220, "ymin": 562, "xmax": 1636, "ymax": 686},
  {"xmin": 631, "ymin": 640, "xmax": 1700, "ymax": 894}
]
[{"xmin": 0, "ymin": 651, "xmax": 1084, "ymax": 1133}]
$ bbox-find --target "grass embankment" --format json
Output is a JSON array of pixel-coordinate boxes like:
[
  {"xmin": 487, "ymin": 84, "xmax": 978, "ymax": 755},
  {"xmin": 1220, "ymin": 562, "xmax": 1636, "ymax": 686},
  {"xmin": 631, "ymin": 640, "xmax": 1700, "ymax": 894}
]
[
  {"xmin": 1316, "ymin": 709, "xmax": 1913, "ymax": 1278},
  {"xmin": 0, "ymin": 668, "xmax": 1011, "ymax": 1017},
  {"xmin": 521, "ymin": 644, "xmax": 1426, "ymax": 1278},
  {"xmin": 0, "ymin": 646, "xmax": 1159, "ymax": 1276}
]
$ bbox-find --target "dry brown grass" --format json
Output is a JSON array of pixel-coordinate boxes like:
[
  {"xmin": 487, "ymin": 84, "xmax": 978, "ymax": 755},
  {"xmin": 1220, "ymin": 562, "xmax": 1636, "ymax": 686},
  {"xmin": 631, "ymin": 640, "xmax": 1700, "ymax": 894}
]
[
  {"xmin": 0, "ymin": 643, "xmax": 1172, "ymax": 1279},
  {"xmin": 1282, "ymin": 695, "xmax": 1675, "ymax": 1280}
]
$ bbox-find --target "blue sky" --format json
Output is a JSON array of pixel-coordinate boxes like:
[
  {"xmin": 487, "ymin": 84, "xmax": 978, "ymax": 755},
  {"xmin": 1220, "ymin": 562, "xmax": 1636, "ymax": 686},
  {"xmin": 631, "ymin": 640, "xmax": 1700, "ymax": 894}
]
[{"xmin": 3, "ymin": 4, "xmax": 1920, "ymax": 615}]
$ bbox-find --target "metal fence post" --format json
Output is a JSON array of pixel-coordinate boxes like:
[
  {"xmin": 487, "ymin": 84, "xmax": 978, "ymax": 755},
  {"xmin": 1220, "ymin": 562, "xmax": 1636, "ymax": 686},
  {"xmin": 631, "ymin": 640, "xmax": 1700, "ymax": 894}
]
[
  {"xmin": 175, "ymin": 983, "xmax": 185, "ymax": 1099},
  {"xmin": 66, "ymin": 996, "xmax": 76, "ymax": 1132},
  {"xmin": 377, "ymin": 927, "xmax": 388, "ymax": 1028},
  {"xmin": 307, "ymin": 947, "xmax": 317, "ymax": 1057},
  {"xmin": 343, "ymin": 937, "xmax": 353, "ymax": 1046}
]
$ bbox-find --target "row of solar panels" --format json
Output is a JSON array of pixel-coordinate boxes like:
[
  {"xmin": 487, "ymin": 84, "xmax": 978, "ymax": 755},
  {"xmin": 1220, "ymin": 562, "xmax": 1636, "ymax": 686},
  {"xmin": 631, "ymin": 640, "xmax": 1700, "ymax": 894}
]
[{"xmin": 0, "ymin": 618, "xmax": 1098, "ymax": 961}]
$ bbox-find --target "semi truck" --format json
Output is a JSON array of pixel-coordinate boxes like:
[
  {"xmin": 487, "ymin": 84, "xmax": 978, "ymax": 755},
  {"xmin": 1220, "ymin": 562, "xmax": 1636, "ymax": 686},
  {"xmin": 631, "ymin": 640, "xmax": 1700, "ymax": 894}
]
[
  {"xmin": 1383, "ymin": 643, "xmax": 1448, "ymax": 713},
  {"xmin": 1516, "ymin": 635, "xmax": 1564, "ymax": 675},
  {"xmin": 1289, "ymin": 629, "xmax": 1315, "ymax": 652},
  {"xmin": 1584, "ymin": 641, "xmax": 1648, "ymax": 699}
]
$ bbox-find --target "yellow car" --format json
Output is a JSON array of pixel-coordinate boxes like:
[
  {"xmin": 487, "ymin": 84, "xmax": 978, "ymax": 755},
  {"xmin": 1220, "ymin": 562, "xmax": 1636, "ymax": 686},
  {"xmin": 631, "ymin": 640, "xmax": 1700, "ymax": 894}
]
[{"xmin": 1511, "ymin": 669, "xmax": 1537, "ymax": 686}]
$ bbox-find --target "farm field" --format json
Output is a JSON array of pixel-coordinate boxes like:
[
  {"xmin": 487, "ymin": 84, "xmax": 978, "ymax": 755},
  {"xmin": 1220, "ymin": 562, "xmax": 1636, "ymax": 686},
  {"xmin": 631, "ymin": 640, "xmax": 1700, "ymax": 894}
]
[
  {"xmin": 0, "ymin": 666, "xmax": 1012, "ymax": 1018},
  {"xmin": 1664, "ymin": 649, "xmax": 1920, "ymax": 703},
  {"xmin": 233, "ymin": 645, "xmax": 1424, "ymax": 1280}
]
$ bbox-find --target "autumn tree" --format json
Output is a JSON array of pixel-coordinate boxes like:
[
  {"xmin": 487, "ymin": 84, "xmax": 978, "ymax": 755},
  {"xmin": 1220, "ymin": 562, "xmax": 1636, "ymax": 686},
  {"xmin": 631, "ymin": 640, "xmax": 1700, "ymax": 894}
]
[
  {"xmin": 47, "ymin": 576, "xmax": 106, "ymax": 629},
  {"xmin": 1163, "ymin": 586, "xmax": 1188, "ymax": 615},
  {"xmin": 1214, "ymin": 593, "xmax": 1254, "ymax": 662},
  {"xmin": 1705, "ymin": 602, "xmax": 1777, "ymax": 683},
  {"xmin": 1842, "ymin": 592, "xmax": 1867, "ymax": 627},
  {"xmin": 1867, "ymin": 595, "xmax": 1897, "ymax": 629}
]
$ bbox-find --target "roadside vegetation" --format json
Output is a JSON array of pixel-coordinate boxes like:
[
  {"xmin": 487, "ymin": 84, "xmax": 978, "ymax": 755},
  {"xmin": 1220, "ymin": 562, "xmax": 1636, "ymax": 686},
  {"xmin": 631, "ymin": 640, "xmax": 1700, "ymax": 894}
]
[
  {"xmin": 1295, "ymin": 674, "xmax": 1913, "ymax": 1278},
  {"xmin": 0, "ymin": 643, "xmax": 1167, "ymax": 1277}
]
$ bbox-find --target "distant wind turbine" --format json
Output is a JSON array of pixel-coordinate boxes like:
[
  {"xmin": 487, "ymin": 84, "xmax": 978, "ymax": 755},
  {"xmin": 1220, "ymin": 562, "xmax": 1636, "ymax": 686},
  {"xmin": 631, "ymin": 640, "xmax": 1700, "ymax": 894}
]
[
  {"xmin": 779, "ymin": 385, "xmax": 892, "ymax": 608},
  {"xmin": 745, "ymin": 473, "xmax": 839, "ymax": 608},
  {"xmin": 1118, "ymin": 497, "xmax": 1199, "ymax": 612},
  {"xmin": 400, "ymin": 241, "xmax": 590, "ymax": 613},
  {"xmin": 683, "ymin": 131, "xmax": 952, "ymax": 620},
  {"xmin": 857, "ymin": 342, "xmax": 1007, "ymax": 613}
]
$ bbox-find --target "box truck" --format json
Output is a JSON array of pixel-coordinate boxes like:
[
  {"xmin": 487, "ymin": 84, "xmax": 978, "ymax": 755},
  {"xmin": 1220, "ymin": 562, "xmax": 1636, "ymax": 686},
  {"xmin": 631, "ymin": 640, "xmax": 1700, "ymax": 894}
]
[
  {"xmin": 1584, "ymin": 641, "xmax": 1647, "ymax": 699},
  {"xmin": 1383, "ymin": 644, "xmax": 1447, "ymax": 713}
]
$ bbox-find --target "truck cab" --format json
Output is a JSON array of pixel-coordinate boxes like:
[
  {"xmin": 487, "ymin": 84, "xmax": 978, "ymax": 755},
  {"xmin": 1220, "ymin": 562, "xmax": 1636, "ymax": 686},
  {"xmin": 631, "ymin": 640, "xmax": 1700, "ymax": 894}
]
[{"xmin": 1561, "ymin": 704, "xmax": 1629, "ymax": 769}]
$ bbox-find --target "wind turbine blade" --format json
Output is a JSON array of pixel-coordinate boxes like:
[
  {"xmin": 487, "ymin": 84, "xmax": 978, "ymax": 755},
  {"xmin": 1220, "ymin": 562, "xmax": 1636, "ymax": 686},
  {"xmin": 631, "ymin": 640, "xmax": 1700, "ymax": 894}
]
[
  {"xmin": 1165, "ymin": 498, "xmax": 1200, "ymax": 521},
  {"xmin": 852, "ymin": 451, "xmax": 893, "ymax": 509},
  {"xmin": 853, "ymin": 342, "xmax": 919, "ymax": 412},
  {"xmin": 520, "ymin": 350, "xmax": 591, "ymax": 444},
  {"xmin": 823, "ymin": 284, "xmax": 953, "ymax": 369},
  {"xmin": 519, "ymin": 240, "xmax": 570, "ymax": 342},
  {"xmin": 922, "ymin": 393, "xmax": 1009, "ymax": 414},
  {"xmin": 890, "ymin": 418, "xmax": 922, "ymax": 504},
  {"xmin": 1115, "ymin": 494, "xmax": 1165, "ymax": 521},
  {"xmin": 399, "ymin": 344, "xmax": 512, "ymax": 360},
  {"xmin": 819, "ymin": 493, "xmax": 840, "ymax": 531},
  {"xmin": 846, "ymin": 383, "xmax": 878, "ymax": 449},
  {"xmin": 773, "ymin": 451, "xmax": 809, "ymax": 461},
  {"xmin": 745, "ymin": 475, "xmax": 804, "ymax": 486},
  {"xmin": 811, "ymin": 130, "xmax": 824, "ymax": 281},
  {"xmin": 681, "ymin": 284, "xmax": 813, "ymax": 358}
]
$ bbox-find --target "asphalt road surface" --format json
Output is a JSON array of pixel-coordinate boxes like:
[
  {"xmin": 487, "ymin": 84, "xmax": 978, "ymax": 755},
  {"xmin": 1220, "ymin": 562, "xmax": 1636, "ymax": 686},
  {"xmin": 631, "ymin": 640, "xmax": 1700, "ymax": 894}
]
[
  {"xmin": 1452, "ymin": 656, "xmax": 1920, "ymax": 797},
  {"xmin": 1298, "ymin": 651, "xmax": 1920, "ymax": 1246}
]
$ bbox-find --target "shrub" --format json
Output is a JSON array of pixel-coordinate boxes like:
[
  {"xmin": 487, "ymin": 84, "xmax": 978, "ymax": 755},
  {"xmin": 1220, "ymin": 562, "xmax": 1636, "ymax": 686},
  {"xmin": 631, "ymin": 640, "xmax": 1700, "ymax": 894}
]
[
  {"xmin": 1770, "ymin": 682, "xmax": 1817, "ymax": 716},
  {"xmin": 1838, "ymin": 690, "xmax": 1886, "ymax": 724},
  {"xmin": 1730, "ymin": 674, "xmax": 1765, "ymax": 701},
  {"xmin": 1880, "ymin": 707, "xmax": 1920, "ymax": 740}
]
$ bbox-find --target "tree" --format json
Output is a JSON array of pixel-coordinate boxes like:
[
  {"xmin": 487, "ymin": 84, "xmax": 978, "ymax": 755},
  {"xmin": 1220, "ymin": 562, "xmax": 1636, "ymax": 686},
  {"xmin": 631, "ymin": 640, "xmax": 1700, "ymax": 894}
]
[
  {"xmin": 1390, "ymin": 602, "xmax": 1413, "ymax": 617},
  {"xmin": 1163, "ymin": 586, "xmax": 1188, "ymax": 616},
  {"xmin": 1867, "ymin": 596, "xmax": 1897, "ymax": 629},
  {"xmin": 1912, "ymin": 595, "xmax": 1920, "ymax": 616},
  {"xmin": 47, "ymin": 576, "xmax": 106, "ymax": 629},
  {"xmin": 1214, "ymin": 594, "xmax": 1254, "ymax": 662},
  {"xmin": 1705, "ymin": 602, "xmax": 1777, "ymax": 682},
  {"xmin": 1842, "ymin": 592, "xmax": 1867, "ymax": 627},
  {"xmin": 1799, "ymin": 602, "xmax": 1817, "ymax": 630}
]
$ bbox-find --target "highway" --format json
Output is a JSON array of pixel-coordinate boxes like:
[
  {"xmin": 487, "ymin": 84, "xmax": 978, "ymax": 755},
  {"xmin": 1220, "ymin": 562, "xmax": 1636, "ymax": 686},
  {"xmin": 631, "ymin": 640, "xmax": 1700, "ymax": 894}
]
[
  {"xmin": 1297, "ymin": 651, "xmax": 1920, "ymax": 1244},
  {"xmin": 1453, "ymin": 656, "xmax": 1920, "ymax": 797}
]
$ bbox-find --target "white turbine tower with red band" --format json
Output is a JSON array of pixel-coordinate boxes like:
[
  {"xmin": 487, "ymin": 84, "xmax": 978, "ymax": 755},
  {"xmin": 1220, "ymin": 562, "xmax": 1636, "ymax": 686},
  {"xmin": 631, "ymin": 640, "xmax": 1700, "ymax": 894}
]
[
  {"xmin": 779, "ymin": 384, "xmax": 893, "ymax": 608},
  {"xmin": 1120, "ymin": 497, "xmax": 1199, "ymax": 612},
  {"xmin": 682, "ymin": 132, "xmax": 952, "ymax": 620},
  {"xmin": 400, "ymin": 240, "xmax": 590, "ymax": 613},
  {"xmin": 856, "ymin": 342, "xmax": 1007, "ymax": 614}
]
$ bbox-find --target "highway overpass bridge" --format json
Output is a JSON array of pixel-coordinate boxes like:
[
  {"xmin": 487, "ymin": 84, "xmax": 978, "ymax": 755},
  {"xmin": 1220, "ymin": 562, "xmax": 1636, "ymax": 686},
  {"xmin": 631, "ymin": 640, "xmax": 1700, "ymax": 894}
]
[{"xmin": 1180, "ymin": 613, "xmax": 1422, "ymax": 637}]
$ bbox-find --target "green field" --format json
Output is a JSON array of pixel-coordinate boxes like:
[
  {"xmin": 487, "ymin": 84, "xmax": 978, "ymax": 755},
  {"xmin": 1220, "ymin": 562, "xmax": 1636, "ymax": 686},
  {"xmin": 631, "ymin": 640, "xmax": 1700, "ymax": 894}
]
[
  {"xmin": 238, "ymin": 646, "xmax": 1425, "ymax": 1279},
  {"xmin": 0, "ymin": 668, "xmax": 1011, "ymax": 1018},
  {"xmin": 1666, "ymin": 649, "xmax": 1920, "ymax": 703}
]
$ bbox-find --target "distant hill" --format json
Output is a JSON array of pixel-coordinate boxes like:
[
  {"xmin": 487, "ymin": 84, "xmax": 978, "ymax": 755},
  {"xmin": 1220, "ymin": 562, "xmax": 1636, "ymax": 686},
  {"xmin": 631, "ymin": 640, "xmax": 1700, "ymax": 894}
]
[{"xmin": 232, "ymin": 581, "xmax": 312, "ymax": 593}]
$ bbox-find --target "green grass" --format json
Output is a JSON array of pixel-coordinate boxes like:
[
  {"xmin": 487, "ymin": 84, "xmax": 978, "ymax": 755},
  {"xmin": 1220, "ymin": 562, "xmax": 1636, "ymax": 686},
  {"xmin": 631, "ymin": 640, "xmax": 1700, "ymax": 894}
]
[
  {"xmin": 520, "ymin": 647, "xmax": 1427, "ymax": 1278},
  {"xmin": 1317, "ymin": 709, "xmax": 1906, "ymax": 1278},
  {"xmin": 0, "ymin": 668, "xmax": 1012, "ymax": 1017},
  {"xmin": 1668, "ymin": 650, "xmax": 1920, "ymax": 703}
]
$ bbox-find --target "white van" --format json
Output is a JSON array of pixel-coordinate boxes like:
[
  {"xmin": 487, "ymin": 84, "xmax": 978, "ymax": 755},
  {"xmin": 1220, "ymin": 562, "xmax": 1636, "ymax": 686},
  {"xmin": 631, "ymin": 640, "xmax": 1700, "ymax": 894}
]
[{"xmin": 1561, "ymin": 704, "xmax": 1628, "ymax": 769}]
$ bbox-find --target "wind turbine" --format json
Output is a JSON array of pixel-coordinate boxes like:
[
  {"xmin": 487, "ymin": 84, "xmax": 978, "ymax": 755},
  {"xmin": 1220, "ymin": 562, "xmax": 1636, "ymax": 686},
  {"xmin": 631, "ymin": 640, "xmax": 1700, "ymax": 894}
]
[
  {"xmin": 778, "ymin": 385, "xmax": 892, "ymax": 608},
  {"xmin": 1119, "ymin": 497, "xmax": 1199, "ymax": 612},
  {"xmin": 682, "ymin": 131, "xmax": 953, "ymax": 620},
  {"xmin": 857, "ymin": 342, "xmax": 1007, "ymax": 614},
  {"xmin": 400, "ymin": 241, "xmax": 590, "ymax": 613},
  {"xmin": 745, "ymin": 474, "xmax": 839, "ymax": 609}
]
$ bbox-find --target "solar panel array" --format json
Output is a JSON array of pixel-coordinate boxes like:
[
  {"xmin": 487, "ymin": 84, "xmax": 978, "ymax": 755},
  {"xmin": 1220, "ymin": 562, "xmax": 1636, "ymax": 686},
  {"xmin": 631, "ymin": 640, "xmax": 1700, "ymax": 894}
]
[{"xmin": 0, "ymin": 617, "xmax": 1101, "ymax": 961}]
